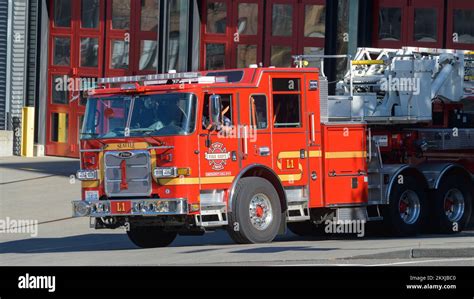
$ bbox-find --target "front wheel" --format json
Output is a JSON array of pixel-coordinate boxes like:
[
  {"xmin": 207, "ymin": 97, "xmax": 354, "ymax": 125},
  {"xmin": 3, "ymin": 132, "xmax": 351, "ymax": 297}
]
[
  {"xmin": 227, "ymin": 177, "xmax": 282, "ymax": 244},
  {"xmin": 126, "ymin": 226, "xmax": 177, "ymax": 248},
  {"xmin": 382, "ymin": 176, "xmax": 427, "ymax": 236}
]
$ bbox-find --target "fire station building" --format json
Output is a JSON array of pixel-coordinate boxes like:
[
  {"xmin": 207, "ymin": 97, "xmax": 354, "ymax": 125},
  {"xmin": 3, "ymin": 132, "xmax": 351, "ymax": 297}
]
[{"xmin": 0, "ymin": 0, "xmax": 473, "ymax": 157}]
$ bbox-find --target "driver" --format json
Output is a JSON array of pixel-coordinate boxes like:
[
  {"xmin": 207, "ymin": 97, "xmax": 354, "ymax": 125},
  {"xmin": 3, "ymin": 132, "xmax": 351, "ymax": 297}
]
[{"xmin": 148, "ymin": 98, "xmax": 186, "ymax": 134}]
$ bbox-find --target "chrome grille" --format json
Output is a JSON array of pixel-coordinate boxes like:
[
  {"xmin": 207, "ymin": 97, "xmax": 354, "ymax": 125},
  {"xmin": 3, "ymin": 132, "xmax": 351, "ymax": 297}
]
[{"xmin": 104, "ymin": 150, "xmax": 151, "ymax": 197}]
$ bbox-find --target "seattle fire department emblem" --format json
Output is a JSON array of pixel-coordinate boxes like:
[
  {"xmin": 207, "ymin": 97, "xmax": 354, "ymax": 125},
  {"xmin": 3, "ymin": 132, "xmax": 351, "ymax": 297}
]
[{"xmin": 205, "ymin": 142, "xmax": 230, "ymax": 171}]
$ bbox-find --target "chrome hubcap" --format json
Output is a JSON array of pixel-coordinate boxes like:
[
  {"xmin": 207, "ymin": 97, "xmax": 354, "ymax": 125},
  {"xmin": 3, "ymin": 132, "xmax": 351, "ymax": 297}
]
[
  {"xmin": 398, "ymin": 190, "xmax": 421, "ymax": 225},
  {"xmin": 444, "ymin": 188, "xmax": 465, "ymax": 222},
  {"xmin": 249, "ymin": 193, "xmax": 273, "ymax": 231}
]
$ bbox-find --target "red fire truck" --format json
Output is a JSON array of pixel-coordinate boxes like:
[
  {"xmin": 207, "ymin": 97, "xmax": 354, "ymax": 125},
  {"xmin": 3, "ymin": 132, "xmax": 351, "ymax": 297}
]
[{"xmin": 73, "ymin": 48, "xmax": 474, "ymax": 248}]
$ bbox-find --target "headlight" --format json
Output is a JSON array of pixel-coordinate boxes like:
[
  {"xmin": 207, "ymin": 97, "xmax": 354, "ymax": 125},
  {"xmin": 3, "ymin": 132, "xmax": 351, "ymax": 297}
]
[
  {"xmin": 73, "ymin": 201, "xmax": 90, "ymax": 217},
  {"xmin": 153, "ymin": 167, "xmax": 190, "ymax": 179},
  {"xmin": 153, "ymin": 167, "xmax": 178, "ymax": 178},
  {"xmin": 76, "ymin": 169, "xmax": 98, "ymax": 181}
]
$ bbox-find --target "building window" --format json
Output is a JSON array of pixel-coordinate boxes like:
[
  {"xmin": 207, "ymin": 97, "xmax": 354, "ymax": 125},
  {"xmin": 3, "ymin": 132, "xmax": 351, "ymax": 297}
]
[
  {"xmin": 81, "ymin": 0, "xmax": 100, "ymax": 29},
  {"xmin": 167, "ymin": 0, "xmax": 190, "ymax": 72},
  {"xmin": 453, "ymin": 9, "xmax": 474, "ymax": 44},
  {"xmin": 272, "ymin": 4, "xmax": 293, "ymax": 37},
  {"xmin": 54, "ymin": 0, "xmax": 72, "ymax": 28},
  {"xmin": 52, "ymin": 75, "xmax": 69, "ymax": 105},
  {"xmin": 110, "ymin": 40, "xmax": 130, "ymax": 69},
  {"xmin": 139, "ymin": 40, "xmax": 158, "ymax": 71},
  {"xmin": 80, "ymin": 38, "xmax": 99, "ymax": 67},
  {"xmin": 414, "ymin": 8, "xmax": 438, "ymax": 43},
  {"xmin": 236, "ymin": 44, "xmax": 257, "ymax": 68},
  {"xmin": 270, "ymin": 46, "xmax": 292, "ymax": 67},
  {"xmin": 206, "ymin": 43, "xmax": 225, "ymax": 70},
  {"xmin": 112, "ymin": 0, "xmax": 131, "ymax": 30},
  {"xmin": 378, "ymin": 7, "xmax": 402, "ymax": 42},
  {"xmin": 53, "ymin": 37, "xmax": 71, "ymax": 66},
  {"xmin": 238, "ymin": 3, "xmax": 258, "ymax": 35},
  {"xmin": 304, "ymin": 5, "xmax": 325, "ymax": 38},
  {"xmin": 206, "ymin": 2, "xmax": 227, "ymax": 34},
  {"xmin": 141, "ymin": 0, "xmax": 159, "ymax": 31}
]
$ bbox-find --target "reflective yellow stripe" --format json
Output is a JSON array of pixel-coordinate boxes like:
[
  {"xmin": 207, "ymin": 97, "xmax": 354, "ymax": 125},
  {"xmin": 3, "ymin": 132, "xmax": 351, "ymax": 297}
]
[
  {"xmin": 309, "ymin": 150, "xmax": 322, "ymax": 158},
  {"xmin": 325, "ymin": 151, "xmax": 367, "ymax": 159},
  {"xmin": 279, "ymin": 174, "xmax": 302, "ymax": 182},
  {"xmin": 158, "ymin": 176, "xmax": 234, "ymax": 186},
  {"xmin": 277, "ymin": 151, "xmax": 301, "ymax": 159}
]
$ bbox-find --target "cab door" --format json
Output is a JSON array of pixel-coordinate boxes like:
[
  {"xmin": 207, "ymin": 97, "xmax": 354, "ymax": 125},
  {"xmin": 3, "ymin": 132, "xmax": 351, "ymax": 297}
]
[
  {"xmin": 269, "ymin": 76, "xmax": 309, "ymax": 203},
  {"xmin": 304, "ymin": 74, "xmax": 324, "ymax": 208},
  {"xmin": 198, "ymin": 92, "xmax": 241, "ymax": 190}
]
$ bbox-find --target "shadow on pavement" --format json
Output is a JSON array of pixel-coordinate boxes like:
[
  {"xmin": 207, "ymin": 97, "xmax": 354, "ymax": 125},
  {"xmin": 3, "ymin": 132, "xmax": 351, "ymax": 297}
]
[
  {"xmin": 230, "ymin": 246, "xmax": 338, "ymax": 254},
  {"xmin": 0, "ymin": 234, "xmax": 134, "ymax": 254},
  {"xmin": 0, "ymin": 228, "xmax": 471, "ymax": 255},
  {"xmin": 0, "ymin": 160, "xmax": 79, "ymax": 177},
  {"xmin": 0, "ymin": 230, "xmax": 235, "ymax": 254}
]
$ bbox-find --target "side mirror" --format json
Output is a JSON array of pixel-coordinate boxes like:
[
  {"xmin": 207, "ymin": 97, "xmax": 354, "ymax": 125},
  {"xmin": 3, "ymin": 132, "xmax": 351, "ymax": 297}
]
[{"xmin": 209, "ymin": 94, "xmax": 222, "ymax": 129}]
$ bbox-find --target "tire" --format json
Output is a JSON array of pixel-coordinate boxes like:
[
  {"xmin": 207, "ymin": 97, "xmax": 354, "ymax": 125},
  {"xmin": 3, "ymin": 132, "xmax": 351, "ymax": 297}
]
[
  {"xmin": 288, "ymin": 221, "xmax": 325, "ymax": 237},
  {"xmin": 430, "ymin": 176, "xmax": 472, "ymax": 234},
  {"xmin": 382, "ymin": 176, "xmax": 427, "ymax": 236},
  {"xmin": 126, "ymin": 226, "xmax": 177, "ymax": 248},
  {"xmin": 227, "ymin": 177, "xmax": 282, "ymax": 244}
]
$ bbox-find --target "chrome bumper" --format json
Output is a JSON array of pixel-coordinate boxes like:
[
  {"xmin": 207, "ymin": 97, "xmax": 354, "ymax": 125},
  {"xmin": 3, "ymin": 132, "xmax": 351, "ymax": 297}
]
[{"xmin": 72, "ymin": 198, "xmax": 188, "ymax": 217}]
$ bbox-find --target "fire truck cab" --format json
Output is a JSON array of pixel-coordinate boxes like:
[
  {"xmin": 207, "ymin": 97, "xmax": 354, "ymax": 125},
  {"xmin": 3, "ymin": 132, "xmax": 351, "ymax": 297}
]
[{"xmin": 73, "ymin": 49, "xmax": 474, "ymax": 248}]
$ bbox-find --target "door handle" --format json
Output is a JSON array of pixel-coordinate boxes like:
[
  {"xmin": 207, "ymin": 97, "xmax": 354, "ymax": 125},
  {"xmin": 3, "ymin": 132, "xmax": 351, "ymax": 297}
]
[
  {"xmin": 309, "ymin": 113, "xmax": 316, "ymax": 145},
  {"xmin": 242, "ymin": 125, "xmax": 248, "ymax": 157}
]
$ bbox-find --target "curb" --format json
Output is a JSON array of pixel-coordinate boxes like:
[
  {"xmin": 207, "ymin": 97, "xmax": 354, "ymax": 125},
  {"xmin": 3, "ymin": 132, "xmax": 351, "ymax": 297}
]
[{"xmin": 344, "ymin": 247, "xmax": 474, "ymax": 260}]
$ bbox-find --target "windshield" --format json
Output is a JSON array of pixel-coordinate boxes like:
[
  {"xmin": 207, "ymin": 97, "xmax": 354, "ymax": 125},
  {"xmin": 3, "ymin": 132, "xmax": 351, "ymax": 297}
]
[{"xmin": 81, "ymin": 93, "xmax": 197, "ymax": 139}]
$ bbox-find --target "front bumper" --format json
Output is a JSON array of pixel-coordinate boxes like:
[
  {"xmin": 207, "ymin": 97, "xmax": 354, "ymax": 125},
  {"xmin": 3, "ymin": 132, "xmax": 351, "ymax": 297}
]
[{"xmin": 72, "ymin": 198, "xmax": 188, "ymax": 217}]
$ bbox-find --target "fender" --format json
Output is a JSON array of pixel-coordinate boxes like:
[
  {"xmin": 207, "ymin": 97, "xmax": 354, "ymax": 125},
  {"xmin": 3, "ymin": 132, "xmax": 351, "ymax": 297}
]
[
  {"xmin": 417, "ymin": 163, "xmax": 473, "ymax": 190},
  {"xmin": 385, "ymin": 165, "xmax": 428, "ymax": 204},
  {"xmin": 227, "ymin": 164, "xmax": 287, "ymax": 213}
]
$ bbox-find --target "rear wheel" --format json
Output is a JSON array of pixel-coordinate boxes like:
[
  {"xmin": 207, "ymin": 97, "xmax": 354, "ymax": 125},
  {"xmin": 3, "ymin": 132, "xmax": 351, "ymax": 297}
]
[
  {"xmin": 126, "ymin": 226, "xmax": 177, "ymax": 248},
  {"xmin": 431, "ymin": 177, "xmax": 472, "ymax": 234},
  {"xmin": 382, "ymin": 176, "xmax": 427, "ymax": 236},
  {"xmin": 227, "ymin": 177, "xmax": 282, "ymax": 244}
]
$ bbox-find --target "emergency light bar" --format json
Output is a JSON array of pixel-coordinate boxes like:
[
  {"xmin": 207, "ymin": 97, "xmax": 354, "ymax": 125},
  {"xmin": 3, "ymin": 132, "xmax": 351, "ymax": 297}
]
[
  {"xmin": 146, "ymin": 72, "xmax": 200, "ymax": 81},
  {"xmin": 98, "ymin": 72, "xmax": 202, "ymax": 85},
  {"xmin": 98, "ymin": 75, "xmax": 147, "ymax": 84}
]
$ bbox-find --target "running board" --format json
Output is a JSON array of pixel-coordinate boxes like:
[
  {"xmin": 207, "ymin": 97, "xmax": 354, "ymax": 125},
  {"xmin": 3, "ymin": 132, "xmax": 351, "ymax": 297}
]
[{"xmin": 195, "ymin": 203, "xmax": 228, "ymax": 227}]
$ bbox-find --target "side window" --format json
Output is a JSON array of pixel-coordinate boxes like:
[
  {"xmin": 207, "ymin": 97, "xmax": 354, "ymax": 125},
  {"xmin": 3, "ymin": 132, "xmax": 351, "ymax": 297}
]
[
  {"xmin": 202, "ymin": 94, "xmax": 233, "ymax": 129},
  {"xmin": 272, "ymin": 78, "xmax": 301, "ymax": 128},
  {"xmin": 250, "ymin": 95, "xmax": 268, "ymax": 129}
]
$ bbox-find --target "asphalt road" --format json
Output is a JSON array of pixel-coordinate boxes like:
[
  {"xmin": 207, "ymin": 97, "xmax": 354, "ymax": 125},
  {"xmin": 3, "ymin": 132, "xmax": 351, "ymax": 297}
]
[{"xmin": 1, "ymin": 156, "xmax": 473, "ymax": 267}]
